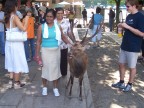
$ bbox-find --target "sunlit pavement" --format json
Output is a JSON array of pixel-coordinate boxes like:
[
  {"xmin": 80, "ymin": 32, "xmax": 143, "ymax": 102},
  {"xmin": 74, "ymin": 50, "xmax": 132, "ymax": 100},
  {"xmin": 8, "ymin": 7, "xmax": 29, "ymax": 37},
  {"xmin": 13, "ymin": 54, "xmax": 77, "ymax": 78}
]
[{"xmin": 0, "ymin": 27, "xmax": 94, "ymax": 108}]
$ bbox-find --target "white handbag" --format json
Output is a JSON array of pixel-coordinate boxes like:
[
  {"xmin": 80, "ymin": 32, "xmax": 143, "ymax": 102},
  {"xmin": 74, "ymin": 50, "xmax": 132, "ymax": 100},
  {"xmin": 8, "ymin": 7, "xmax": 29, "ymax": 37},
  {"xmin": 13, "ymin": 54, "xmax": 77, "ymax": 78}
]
[{"xmin": 6, "ymin": 15, "xmax": 27, "ymax": 42}]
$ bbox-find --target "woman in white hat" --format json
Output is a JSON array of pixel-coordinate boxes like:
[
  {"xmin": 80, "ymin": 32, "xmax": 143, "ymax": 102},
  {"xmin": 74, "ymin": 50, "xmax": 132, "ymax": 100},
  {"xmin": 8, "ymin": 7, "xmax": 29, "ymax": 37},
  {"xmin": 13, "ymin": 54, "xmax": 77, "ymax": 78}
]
[{"xmin": 38, "ymin": 6, "xmax": 46, "ymax": 24}]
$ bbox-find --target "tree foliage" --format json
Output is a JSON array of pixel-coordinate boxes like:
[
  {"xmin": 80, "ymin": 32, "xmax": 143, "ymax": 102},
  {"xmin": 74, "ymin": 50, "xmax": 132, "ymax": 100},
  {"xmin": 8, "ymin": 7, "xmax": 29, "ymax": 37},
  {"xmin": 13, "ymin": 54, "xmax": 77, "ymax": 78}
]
[{"xmin": 114, "ymin": 0, "xmax": 121, "ymax": 25}]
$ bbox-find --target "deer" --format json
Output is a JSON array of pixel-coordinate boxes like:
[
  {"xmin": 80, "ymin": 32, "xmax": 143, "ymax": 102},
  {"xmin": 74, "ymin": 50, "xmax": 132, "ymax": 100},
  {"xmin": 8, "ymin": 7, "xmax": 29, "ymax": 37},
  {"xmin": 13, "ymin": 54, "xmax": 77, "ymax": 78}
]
[{"xmin": 66, "ymin": 27, "xmax": 100, "ymax": 101}]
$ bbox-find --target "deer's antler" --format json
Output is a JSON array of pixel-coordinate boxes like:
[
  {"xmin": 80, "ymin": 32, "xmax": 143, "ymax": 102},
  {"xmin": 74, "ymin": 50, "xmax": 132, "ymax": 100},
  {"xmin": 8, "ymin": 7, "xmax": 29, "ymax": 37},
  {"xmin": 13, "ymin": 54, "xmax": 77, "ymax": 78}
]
[
  {"xmin": 80, "ymin": 29, "xmax": 89, "ymax": 44},
  {"xmin": 81, "ymin": 26, "xmax": 100, "ymax": 46},
  {"xmin": 67, "ymin": 21, "xmax": 79, "ymax": 43}
]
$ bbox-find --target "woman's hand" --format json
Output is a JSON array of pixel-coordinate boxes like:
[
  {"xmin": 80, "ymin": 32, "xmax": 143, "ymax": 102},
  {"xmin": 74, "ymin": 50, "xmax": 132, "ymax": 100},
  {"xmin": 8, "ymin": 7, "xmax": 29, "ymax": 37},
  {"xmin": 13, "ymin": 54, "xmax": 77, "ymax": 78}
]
[
  {"xmin": 34, "ymin": 55, "xmax": 43, "ymax": 67},
  {"xmin": 25, "ymin": 16, "xmax": 29, "ymax": 22}
]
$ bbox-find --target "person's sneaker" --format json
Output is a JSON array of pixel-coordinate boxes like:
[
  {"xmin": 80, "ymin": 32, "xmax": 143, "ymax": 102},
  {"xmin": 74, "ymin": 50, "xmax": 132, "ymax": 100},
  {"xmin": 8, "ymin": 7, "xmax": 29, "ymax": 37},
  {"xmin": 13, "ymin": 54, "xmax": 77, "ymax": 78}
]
[
  {"xmin": 53, "ymin": 88, "xmax": 60, "ymax": 97},
  {"xmin": 27, "ymin": 58, "xmax": 31, "ymax": 62},
  {"xmin": 14, "ymin": 82, "xmax": 25, "ymax": 89},
  {"xmin": 42, "ymin": 87, "xmax": 47, "ymax": 96},
  {"xmin": 138, "ymin": 57, "xmax": 144, "ymax": 61},
  {"xmin": 122, "ymin": 84, "xmax": 132, "ymax": 92},
  {"xmin": 112, "ymin": 82, "xmax": 125, "ymax": 89}
]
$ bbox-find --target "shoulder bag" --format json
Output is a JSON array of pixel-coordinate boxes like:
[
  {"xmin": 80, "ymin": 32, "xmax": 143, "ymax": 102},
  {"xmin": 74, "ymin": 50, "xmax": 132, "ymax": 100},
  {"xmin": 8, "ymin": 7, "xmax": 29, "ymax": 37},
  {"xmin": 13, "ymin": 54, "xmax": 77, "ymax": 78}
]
[
  {"xmin": 89, "ymin": 14, "xmax": 94, "ymax": 29},
  {"xmin": 6, "ymin": 15, "xmax": 27, "ymax": 42}
]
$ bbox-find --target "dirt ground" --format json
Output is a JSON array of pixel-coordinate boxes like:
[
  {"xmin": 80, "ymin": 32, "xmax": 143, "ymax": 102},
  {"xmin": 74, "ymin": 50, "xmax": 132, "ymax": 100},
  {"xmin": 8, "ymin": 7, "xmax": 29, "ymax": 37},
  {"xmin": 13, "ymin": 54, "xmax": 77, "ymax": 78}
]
[{"xmin": 86, "ymin": 35, "xmax": 144, "ymax": 108}]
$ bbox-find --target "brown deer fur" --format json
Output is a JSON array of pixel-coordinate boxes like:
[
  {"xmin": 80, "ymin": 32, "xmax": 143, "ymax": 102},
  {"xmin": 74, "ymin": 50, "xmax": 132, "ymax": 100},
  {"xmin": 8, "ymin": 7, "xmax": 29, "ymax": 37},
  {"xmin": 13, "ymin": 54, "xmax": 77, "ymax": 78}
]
[
  {"xmin": 66, "ymin": 27, "xmax": 100, "ymax": 101},
  {"xmin": 66, "ymin": 42, "xmax": 88, "ymax": 101}
]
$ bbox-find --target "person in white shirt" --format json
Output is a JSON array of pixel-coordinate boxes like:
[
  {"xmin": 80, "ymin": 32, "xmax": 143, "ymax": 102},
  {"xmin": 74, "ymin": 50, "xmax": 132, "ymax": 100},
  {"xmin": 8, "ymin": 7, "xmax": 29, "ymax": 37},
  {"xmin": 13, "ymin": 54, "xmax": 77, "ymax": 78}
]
[
  {"xmin": 0, "ymin": 2, "xmax": 5, "ymax": 55},
  {"xmin": 55, "ymin": 7, "xmax": 75, "ymax": 76}
]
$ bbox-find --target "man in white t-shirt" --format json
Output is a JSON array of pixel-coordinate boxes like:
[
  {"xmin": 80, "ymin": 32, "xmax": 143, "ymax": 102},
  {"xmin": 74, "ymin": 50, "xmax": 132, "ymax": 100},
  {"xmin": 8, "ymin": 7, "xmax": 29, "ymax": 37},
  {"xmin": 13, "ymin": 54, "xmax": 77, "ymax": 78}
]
[{"xmin": 0, "ymin": 3, "xmax": 5, "ymax": 55}]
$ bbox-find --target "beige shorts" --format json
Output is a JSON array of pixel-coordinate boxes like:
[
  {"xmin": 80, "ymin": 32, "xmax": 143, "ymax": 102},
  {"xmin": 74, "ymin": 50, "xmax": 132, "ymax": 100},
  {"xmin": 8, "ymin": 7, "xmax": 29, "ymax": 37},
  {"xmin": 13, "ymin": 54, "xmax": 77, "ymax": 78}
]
[
  {"xmin": 118, "ymin": 49, "xmax": 139, "ymax": 68},
  {"xmin": 91, "ymin": 25, "xmax": 102, "ymax": 42}
]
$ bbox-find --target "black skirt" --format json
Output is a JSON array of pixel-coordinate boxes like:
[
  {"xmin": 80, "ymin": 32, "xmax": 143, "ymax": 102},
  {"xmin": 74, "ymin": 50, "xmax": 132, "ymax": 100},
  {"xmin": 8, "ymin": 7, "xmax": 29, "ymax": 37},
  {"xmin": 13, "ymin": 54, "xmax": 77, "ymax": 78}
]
[{"xmin": 60, "ymin": 48, "xmax": 68, "ymax": 76}]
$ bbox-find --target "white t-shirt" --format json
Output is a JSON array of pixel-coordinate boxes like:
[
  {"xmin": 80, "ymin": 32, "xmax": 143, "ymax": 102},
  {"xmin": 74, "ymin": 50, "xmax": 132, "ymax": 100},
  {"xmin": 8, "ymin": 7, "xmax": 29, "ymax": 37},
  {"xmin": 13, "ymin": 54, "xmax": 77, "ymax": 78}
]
[
  {"xmin": 54, "ymin": 18, "xmax": 71, "ymax": 49},
  {"xmin": 0, "ymin": 11, "xmax": 4, "ymax": 31}
]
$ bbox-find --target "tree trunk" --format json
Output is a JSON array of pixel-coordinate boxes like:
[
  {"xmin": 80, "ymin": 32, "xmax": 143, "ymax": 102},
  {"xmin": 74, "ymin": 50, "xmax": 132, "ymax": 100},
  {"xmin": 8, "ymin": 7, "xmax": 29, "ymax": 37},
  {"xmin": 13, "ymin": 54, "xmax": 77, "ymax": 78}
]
[{"xmin": 115, "ymin": 0, "xmax": 121, "ymax": 32}]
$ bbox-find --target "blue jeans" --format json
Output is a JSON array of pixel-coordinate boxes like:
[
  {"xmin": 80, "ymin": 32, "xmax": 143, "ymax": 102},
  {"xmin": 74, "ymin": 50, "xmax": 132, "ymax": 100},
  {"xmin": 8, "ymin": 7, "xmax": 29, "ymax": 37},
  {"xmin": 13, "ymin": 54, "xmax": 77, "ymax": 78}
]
[
  {"xmin": 0, "ymin": 32, "xmax": 5, "ymax": 54},
  {"xmin": 24, "ymin": 38, "xmax": 35, "ymax": 60},
  {"xmin": 109, "ymin": 19, "xmax": 114, "ymax": 31}
]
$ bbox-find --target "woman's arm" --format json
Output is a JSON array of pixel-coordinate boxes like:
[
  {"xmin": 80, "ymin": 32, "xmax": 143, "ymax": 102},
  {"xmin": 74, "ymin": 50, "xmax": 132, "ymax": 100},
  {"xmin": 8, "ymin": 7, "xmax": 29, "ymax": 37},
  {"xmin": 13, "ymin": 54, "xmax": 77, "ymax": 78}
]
[
  {"xmin": 34, "ymin": 25, "xmax": 43, "ymax": 66},
  {"xmin": 22, "ymin": 17, "xmax": 25, "ymax": 25},
  {"xmin": 121, "ymin": 23, "xmax": 144, "ymax": 37},
  {"xmin": 60, "ymin": 26, "xmax": 72, "ymax": 45},
  {"xmin": 67, "ymin": 24, "xmax": 76, "ymax": 42},
  {"xmin": 14, "ymin": 15, "xmax": 29, "ymax": 31},
  {"xmin": 35, "ymin": 25, "xmax": 42, "ymax": 57}
]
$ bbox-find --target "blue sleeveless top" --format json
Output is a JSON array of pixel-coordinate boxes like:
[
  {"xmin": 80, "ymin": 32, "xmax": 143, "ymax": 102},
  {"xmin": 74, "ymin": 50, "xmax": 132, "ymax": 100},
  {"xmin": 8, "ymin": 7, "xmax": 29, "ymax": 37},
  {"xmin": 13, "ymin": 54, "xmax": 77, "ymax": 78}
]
[
  {"xmin": 94, "ymin": 14, "xmax": 103, "ymax": 25},
  {"xmin": 41, "ymin": 24, "xmax": 58, "ymax": 48}
]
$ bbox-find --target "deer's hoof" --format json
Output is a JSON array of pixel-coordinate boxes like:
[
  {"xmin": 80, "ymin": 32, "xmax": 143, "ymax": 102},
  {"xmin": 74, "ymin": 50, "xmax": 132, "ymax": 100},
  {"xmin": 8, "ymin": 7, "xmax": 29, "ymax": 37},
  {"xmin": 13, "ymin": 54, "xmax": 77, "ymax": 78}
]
[
  {"xmin": 79, "ymin": 97, "xmax": 83, "ymax": 101},
  {"xmin": 67, "ymin": 95, "xmax": 72, "ymax": 99},
  {"xmin": 68, "ymin": 96, "xmax": 72, "ymax": 99},
  {"xmin": 65, "ymin": 85, "xmax": 68, "ymax": 89}
]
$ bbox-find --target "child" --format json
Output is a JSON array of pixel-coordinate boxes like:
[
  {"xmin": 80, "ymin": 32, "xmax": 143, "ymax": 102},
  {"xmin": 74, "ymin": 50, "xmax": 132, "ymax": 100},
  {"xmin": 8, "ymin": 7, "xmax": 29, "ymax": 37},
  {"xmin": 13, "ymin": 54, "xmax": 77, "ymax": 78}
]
[{"xmin": 23, "ymin": 9, "xmax": 35, "ymax": 62}]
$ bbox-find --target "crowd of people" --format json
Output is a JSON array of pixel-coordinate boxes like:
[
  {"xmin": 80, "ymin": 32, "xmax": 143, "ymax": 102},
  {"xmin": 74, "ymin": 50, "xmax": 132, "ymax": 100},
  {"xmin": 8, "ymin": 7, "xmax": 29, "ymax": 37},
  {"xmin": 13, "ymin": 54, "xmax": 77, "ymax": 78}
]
[
  {"xmin": 1, "ymin": 0, "xmax": 74, "ymax": 96},
  {"xmin": 0, "ymin": 0, "xmax": 144, "ymax": 98}
]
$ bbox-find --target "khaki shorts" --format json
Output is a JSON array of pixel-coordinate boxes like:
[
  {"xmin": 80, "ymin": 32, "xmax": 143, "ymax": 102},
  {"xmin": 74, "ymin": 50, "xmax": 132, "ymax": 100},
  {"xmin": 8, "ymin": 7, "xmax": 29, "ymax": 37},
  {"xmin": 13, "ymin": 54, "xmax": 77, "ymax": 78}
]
[
  {"xmin": 118, "ymin": 49, "xmax": 139, "ymax": 68},
  {"xmin": 91, "ymin": 25, "xmax": 102, "ymax": 42}
]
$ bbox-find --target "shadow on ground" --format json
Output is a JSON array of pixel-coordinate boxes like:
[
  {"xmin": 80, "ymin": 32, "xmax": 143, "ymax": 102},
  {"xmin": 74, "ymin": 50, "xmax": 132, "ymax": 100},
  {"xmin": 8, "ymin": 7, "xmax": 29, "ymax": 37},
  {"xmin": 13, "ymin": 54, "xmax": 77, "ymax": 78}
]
[
  {"xmin": 86, "ymin": 35, "xmax": 144, "ymax": 108},
  {"xmin": 0, "ymin": 34, "xmax": 144, "ymax": 108}
]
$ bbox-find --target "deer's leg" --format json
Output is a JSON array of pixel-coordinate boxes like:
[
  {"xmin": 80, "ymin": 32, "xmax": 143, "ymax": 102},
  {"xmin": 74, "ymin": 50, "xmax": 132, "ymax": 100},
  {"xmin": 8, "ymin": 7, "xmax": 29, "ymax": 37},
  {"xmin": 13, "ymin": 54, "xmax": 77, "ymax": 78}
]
[
  {"xmin": 66, "ymin": 76, "xmax": 71, "ymax": 89},
  {"xmin": 69, "ymin": 75, "xmax": 74, "ymax": 96},
  {"xmin": 79, "ymin": 77, "xmax": 83, "ymax": 101}
]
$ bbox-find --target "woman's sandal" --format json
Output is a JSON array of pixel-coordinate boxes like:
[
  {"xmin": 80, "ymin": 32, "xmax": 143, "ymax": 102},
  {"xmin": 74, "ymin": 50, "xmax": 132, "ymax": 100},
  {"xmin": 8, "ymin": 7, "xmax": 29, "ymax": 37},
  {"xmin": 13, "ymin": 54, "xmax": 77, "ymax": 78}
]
[
  {"xmin": 38, "ymin": 59, "xmax": 43, "ymax": 67},
  {"xmin": 34, "ymin": 56, "xmax": 43, "ymax": 67},
  {"xmin": 14, "ymin": 81, "xmax": 25, "ymax": 89}
]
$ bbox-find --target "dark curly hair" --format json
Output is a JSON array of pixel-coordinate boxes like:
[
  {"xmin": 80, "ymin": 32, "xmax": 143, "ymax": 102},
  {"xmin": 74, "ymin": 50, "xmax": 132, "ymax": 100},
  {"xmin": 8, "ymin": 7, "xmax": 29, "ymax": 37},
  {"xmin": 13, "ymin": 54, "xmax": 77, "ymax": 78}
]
[
  {"xmin": 46, "ymin": 9, "xmax": 56, "ymax": 18},
  {"xmin": 4, "ymin": 0, "xmax": 17, "ymax": 23},
  {"xmin": 55, "ymin": 7, "xmax": 64, "ymax": 14},
  {"xmin": 96, "ymin": 7, "xmax": 101, "ymax": 13}
]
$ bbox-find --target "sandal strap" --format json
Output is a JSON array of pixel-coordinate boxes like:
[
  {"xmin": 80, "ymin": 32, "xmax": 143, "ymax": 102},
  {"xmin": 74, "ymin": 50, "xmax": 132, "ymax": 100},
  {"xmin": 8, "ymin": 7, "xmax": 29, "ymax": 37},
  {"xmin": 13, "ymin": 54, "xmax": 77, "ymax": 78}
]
[
  {"xmin": 14, "ymin": 81, "xmax": 25, "ymax": 87},
  {"xmin": 15, "ymin": 81, "xmax": 20, "ymax": 84}
]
